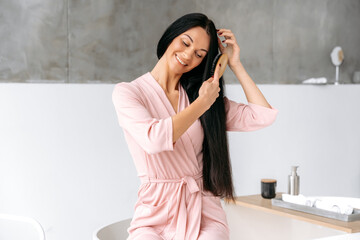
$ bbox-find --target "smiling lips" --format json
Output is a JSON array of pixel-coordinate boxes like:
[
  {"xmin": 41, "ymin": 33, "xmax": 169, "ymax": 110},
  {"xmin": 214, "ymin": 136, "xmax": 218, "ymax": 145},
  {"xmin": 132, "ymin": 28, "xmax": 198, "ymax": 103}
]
[{"xmin": 175, "ymin": 54, "xmax": 188, "ymax": 66}]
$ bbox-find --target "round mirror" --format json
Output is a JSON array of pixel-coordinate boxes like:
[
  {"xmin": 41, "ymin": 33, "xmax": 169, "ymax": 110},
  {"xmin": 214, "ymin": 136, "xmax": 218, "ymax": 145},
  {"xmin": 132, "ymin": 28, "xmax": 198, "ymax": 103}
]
[{"xmin": 330, "ymin": 46, "xmax": 344, "ymax": 66}]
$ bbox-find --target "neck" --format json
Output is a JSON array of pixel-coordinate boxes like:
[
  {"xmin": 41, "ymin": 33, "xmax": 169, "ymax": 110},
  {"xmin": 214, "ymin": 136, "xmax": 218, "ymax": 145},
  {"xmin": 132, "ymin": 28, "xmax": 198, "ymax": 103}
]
[{"xmin": 150, "ymin": 57, "xmax": 181, "ymax": 93}]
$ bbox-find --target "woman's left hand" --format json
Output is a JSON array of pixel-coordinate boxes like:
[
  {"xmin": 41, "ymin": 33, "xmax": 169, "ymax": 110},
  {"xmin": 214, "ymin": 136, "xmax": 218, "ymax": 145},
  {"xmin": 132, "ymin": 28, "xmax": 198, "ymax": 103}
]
[{"xmin": 217, "ymin": 28, "xmax": 241, "ymax": 69}]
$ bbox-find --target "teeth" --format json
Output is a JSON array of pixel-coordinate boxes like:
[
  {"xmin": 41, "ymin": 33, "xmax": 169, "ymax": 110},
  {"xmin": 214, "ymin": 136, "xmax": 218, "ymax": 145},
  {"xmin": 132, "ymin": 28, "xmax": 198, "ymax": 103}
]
[{"xmin": 176, "ymin": 55, "xmax": 187, "ymax": 66}]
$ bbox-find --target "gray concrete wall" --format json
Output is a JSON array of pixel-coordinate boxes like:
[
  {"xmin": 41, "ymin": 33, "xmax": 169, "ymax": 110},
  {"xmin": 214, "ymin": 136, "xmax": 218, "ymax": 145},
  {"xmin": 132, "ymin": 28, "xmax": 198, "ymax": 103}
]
[{"xmin": 0, "ymin": 0, "xmax": 359, "ymax": 84}]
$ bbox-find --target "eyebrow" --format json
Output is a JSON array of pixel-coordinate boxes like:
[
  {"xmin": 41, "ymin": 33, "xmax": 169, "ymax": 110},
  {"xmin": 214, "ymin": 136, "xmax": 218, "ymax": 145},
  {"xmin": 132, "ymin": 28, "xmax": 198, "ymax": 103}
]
[{"xmin": 184, "ymin": 34, "xmax": 208, "ymax": 53}]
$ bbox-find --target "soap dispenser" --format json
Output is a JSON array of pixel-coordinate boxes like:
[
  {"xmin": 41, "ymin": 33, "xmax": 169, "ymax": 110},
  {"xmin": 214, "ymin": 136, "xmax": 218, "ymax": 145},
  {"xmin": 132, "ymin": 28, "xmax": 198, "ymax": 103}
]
[{"xmin": 288, "ymin": 166, "xmax": 300, "ymax": 195}]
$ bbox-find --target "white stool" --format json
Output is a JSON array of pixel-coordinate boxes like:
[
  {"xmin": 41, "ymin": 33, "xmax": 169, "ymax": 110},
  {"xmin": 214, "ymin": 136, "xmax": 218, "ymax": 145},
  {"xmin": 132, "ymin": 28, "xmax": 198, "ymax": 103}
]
[
  {"xmin": 93, "ymin": 218, "xmax": 132, "ymax": 240},
  {"xmin": 0, "ymin": 213, "xmax": 46, "ymax": 240}
]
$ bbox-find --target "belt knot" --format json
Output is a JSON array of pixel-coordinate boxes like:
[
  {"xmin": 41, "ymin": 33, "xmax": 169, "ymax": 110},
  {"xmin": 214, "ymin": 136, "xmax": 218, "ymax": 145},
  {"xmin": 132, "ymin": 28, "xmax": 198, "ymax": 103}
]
[{"xmin": 181, "ymin": 175, "xmax": 200, "ymax": 194}]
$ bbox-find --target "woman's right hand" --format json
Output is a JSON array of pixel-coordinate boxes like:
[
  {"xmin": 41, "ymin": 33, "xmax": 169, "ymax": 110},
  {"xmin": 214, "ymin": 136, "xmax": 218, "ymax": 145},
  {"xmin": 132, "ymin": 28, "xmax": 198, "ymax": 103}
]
[{"xmin": 198, "ymin": 68, "xmax": 221, "ymax": 110}]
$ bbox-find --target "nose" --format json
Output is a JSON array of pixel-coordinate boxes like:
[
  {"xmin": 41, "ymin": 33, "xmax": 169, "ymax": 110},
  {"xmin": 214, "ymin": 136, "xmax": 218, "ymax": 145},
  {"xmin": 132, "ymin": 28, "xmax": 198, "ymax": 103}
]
[{"xmin": 182, "ymin": 47, "xmax": 193, "ymax": 60}]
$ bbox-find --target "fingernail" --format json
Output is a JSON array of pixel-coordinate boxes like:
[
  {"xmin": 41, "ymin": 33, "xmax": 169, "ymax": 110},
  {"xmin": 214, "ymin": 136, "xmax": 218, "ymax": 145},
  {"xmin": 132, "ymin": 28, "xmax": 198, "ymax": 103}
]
[
  {"xmin": 216, "ymin": 29, "xmax": 219, "ymax": 31},
  {"xmin": 219, "ymin": 33, "xmax": 222, "ymax": 35},
  {"xmin": 222, "ymin": 40, "xmax": 225, "ymax": 42},
  {"xmin": 211, "ymin": 75, "xmax": 214, "ymax": 78},
  {"xmin": 219, "ymin": 64, "xmax": 222, "ymax": 67}
]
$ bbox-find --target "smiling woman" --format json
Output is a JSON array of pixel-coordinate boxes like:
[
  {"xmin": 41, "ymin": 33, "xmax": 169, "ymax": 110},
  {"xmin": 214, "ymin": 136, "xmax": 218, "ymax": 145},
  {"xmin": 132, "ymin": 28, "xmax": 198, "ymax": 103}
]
[{"xmin": 112, "ymin": 12, "xmax": 278, "ymax": 240}]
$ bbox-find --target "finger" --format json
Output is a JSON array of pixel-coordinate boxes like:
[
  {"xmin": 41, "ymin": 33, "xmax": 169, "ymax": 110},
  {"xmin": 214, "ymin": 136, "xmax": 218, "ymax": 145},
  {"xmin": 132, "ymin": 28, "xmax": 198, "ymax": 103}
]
[
  {"xmin": 217, "ymin": 28, "xmax": 231, "ymax": 36},
  {"xmin": 218, "ymin": 29, "xmax": 232, "ymax": 35},
  {"xmin": 219, "ymin": 32, "xmax": 236, "ymax": 41},
  {"xmin": 212, "ymin": 63, "xmax": 220, "ymax": 85},
  {"xmin": 222, "ymin": 39, "xmax": 236, "ymax": 45},
  {"xmin": 218, "ymin": 29, "xmax": 233, "ymax": 36}
]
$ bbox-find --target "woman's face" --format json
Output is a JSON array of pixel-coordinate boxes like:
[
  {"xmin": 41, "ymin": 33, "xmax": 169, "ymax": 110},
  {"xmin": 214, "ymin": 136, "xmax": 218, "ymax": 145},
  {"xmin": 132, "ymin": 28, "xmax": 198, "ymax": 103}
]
[{"xmin": 164, "ymin": 26, "xmax": 210, "ymax": 74}]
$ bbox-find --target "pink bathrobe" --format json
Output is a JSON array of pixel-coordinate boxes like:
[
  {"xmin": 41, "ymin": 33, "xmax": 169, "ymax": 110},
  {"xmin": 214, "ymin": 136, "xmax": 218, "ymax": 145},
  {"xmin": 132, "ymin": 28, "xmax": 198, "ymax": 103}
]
[{"xmin": 112, "ymin": 72, "xmax": 278, "ymax": 240}]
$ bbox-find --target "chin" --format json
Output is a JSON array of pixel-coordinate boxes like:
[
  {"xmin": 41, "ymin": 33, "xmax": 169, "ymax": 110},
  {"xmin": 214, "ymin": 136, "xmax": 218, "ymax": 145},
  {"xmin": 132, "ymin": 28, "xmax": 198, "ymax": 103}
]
[{"xmin": 170, "ymin": 63, "xmax": 188, "ymax": 75}]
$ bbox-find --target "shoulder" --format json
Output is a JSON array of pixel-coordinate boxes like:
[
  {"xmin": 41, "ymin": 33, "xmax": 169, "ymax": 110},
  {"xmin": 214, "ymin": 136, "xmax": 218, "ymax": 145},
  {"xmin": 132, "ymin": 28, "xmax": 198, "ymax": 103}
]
[{"xmin": 112, "ymin": 73, "xmax": 149, "ymax": 99}]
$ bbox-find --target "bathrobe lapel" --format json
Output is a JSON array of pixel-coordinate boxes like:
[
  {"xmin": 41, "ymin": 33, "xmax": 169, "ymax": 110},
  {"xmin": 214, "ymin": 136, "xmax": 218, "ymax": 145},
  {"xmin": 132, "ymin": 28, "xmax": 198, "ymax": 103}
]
[{"xmin": 144, "ymin": 73, "xmax": 199, "ymax": 168}]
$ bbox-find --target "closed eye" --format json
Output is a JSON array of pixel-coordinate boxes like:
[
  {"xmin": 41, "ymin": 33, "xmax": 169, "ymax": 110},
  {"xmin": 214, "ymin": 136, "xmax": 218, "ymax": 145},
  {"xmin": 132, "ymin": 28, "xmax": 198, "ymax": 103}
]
[{"xmin": 183, "ymin": 40, "xmax": 202, "ymax": 58}]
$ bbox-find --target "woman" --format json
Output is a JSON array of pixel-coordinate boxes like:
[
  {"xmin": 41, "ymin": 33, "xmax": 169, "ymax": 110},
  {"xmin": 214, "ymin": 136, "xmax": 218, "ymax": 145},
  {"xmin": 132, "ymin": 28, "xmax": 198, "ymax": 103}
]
[{"xmin": 112, "ymin": 13, "xmax": 278, "ymax": 240}]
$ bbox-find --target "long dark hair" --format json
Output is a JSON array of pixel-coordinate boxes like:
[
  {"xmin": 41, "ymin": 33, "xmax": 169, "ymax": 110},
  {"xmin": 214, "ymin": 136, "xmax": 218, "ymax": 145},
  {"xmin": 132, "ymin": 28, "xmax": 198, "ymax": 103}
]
[{"xmin": 157, "ymin": 13, "xmax": 235, "ymax": 203}]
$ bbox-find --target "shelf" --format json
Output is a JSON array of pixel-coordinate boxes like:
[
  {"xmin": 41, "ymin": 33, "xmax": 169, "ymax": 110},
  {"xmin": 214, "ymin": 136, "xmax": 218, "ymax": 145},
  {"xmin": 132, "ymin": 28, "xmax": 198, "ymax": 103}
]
[{"xmin": 229, "ymin": 192, "xmax": 360, "ymax": 233}]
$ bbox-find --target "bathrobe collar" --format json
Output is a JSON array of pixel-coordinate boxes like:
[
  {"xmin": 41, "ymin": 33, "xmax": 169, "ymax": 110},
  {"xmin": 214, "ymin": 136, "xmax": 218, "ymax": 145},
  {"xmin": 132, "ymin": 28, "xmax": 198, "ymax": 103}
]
[{"xmin": 145, "ymin": 72, "xmax": 199, "ymax": 168}]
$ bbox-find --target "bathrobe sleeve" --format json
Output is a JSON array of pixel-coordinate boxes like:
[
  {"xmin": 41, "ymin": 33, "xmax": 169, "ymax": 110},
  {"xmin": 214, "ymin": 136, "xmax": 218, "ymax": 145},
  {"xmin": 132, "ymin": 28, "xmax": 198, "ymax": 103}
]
[
  {"xmin": 112, "ymin": 83, "xmax": 174, "ymax": 154},
  {"xmin": 224, "ymin": 96, "xmax": 279, "ymax": 132}
]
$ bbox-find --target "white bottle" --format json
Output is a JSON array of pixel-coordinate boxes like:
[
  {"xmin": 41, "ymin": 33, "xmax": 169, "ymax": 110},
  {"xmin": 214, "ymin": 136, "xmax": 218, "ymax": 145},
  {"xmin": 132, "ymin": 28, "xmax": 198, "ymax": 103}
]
[{"xmin": 288, "ymin": 166, "xmax": 300, "ymax": 195}]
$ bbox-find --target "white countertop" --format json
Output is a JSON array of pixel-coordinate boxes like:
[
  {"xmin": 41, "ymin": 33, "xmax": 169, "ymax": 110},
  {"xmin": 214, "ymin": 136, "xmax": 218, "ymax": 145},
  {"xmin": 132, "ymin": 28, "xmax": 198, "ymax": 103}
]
[{"xmin": 312, "ymin": 232, "xmax": 360, "ymax": 240}]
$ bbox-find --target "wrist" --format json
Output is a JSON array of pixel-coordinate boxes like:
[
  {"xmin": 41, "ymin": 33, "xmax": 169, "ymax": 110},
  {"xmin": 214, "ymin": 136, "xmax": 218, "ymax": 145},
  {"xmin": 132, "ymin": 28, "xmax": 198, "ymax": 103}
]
[
  {"xmin": 232, "ymin": 61, "xmax": 249, "ymax": 79},
  {"xmin": 229, "ymin": 60, "xmax": 243, "ymax": 71},
  {"xmin": 195, "ymin": 95, "xmax": 210, "ymax": 112}
]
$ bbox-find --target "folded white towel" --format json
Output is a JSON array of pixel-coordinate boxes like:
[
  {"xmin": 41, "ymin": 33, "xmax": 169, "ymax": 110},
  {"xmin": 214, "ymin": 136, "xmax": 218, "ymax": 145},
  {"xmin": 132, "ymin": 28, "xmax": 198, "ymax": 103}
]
[
  {"xmin": 302, "ymin": 77, "xmax": 327, "ymax": 84},
  {"xmin": 312, "ymin": 199, "xmax": 354, "ymax": 215},
  {"xmin": 309, "ymin": 196, "xmax": 360, "ymax": 209},
  {"xmin": 282, "ymin": 194, "xmax": 314, "ymax": 206},
  {"xmin": 281, "ymin": 194, "xmax": 354, "ymax": 215}
]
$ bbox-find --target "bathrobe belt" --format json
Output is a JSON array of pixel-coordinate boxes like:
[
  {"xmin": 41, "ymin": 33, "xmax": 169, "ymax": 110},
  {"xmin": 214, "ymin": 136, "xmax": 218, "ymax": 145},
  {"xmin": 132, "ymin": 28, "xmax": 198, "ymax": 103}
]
[{"xmin": 139, "ymin": 171, "xmax": 203, "ymax": 240}]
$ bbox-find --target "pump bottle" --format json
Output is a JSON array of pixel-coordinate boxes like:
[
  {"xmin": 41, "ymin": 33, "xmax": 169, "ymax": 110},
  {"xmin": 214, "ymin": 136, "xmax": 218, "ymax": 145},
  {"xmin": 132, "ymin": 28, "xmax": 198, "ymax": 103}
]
[{"xmin": 288, "ymin": 166, "xmax": 300, "ymax": 195}]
